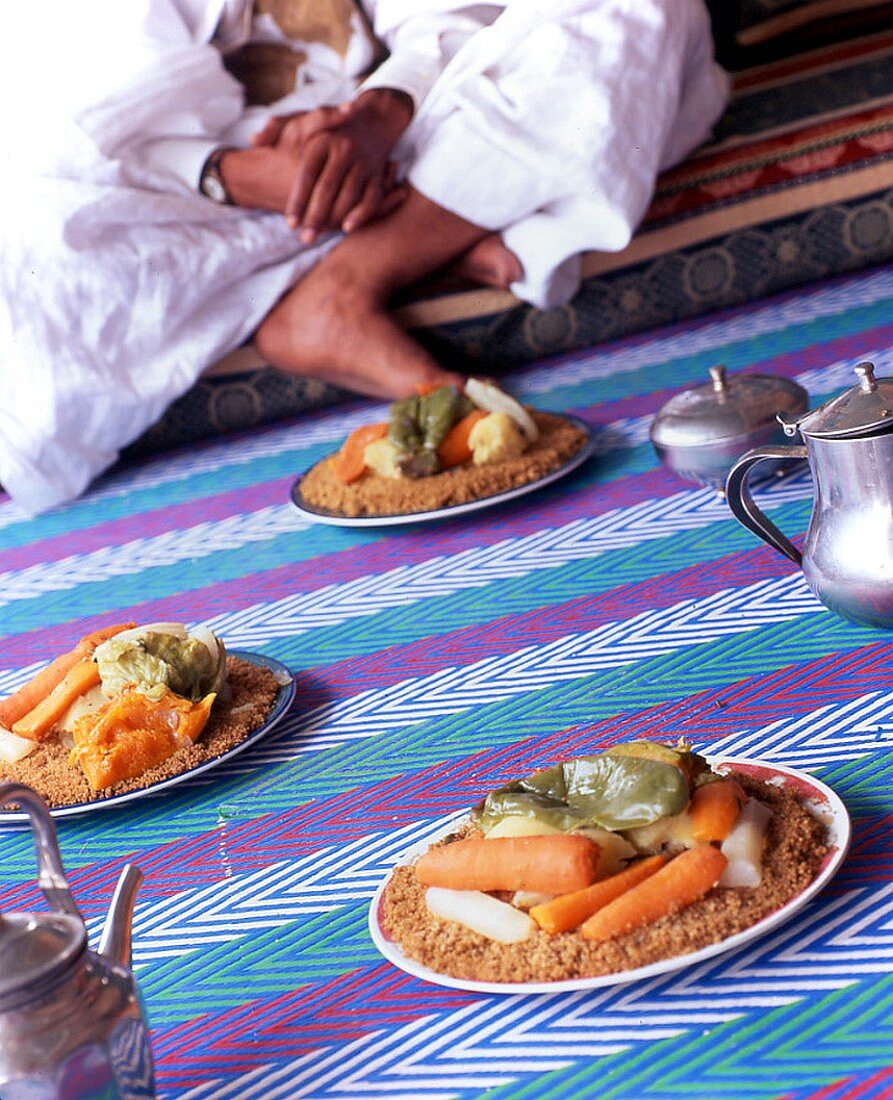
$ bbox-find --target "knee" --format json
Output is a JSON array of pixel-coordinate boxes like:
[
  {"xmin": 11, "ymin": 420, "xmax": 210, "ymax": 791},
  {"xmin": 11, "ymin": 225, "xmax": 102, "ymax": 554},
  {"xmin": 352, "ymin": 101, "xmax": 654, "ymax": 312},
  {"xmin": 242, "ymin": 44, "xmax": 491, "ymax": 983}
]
[{"xmin": 253, "ymin": 308, "xmax": 286, "ymax": 366}]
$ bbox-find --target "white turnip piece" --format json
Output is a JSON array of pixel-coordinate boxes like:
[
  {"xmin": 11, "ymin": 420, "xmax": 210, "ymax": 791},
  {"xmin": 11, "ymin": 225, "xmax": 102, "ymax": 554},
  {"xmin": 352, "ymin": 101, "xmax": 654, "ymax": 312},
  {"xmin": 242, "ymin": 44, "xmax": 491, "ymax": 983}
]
[
  {"xmin": 425, "ymin": 887, "xmax": 536, "ymax": 943},
  {"xmin": 719, "ymin": 798, "xmax": 772, "ymax": 887}
]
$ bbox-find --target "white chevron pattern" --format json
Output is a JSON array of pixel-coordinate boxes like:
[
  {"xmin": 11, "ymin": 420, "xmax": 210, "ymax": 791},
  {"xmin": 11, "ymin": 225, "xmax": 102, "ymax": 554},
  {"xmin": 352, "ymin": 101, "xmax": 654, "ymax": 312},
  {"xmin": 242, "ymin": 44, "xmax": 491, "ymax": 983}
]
[
  {"xmin": 707, "ymin": 689, "xmax": 893, "ymax": 767},
  {"xmin": 0, "ymin": 506, "xmax": 309, "ymax": 606},
  {"xmin": 260, "ymin": 573, "xmax": 822, "ymax": 752},
  {"xmin": 201, "ymin": 475, "xmax": 811, "ymax": 651}
]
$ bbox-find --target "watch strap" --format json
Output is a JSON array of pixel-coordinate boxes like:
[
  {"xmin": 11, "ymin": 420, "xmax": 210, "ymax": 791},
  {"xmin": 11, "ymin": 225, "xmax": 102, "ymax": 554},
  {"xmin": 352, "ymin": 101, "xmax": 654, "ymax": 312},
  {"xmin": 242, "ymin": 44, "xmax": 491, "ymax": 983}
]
[{"xmin": 199, "ymin": 147, "xmax": 234, "ymax": 205}]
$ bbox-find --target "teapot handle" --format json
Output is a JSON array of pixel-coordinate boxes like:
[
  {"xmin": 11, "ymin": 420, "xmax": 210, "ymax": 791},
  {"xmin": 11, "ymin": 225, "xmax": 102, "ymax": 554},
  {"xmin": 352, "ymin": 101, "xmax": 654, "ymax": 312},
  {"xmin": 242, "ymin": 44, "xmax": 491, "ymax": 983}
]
[
  {"xmin": 0, "ymin": 782, "xmax": 82, "ymax": 921},
  {"xmin": 724, "ymin": 445, "xmax": 808, "ymax": 566}
]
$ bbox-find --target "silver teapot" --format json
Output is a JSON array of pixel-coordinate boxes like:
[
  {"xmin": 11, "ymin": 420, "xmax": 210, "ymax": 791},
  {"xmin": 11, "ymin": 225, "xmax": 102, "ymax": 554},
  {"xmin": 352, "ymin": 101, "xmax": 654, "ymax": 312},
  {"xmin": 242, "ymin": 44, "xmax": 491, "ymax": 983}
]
[
  {"xmin": 725, "ymin": 361, "xmax": 893, "ymax": 629},
  {"xmin": 0, "ymin": 783, "xmax": 156, "ymax": 1099}
]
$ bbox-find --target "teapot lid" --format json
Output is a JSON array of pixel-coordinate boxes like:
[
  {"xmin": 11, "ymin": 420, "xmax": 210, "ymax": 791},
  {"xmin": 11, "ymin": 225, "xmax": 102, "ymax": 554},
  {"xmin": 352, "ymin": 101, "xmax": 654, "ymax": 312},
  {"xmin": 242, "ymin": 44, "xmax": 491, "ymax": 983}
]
[
  {"xmin": 784, "ymin": 362, "xmax": 893, "ymax": 439},
  {"xmin": 0, "ymin": 912, "xmax": 86, "ymax": 1009},
  {"xmin": 650, "ymin": 365, "xmax": 809, "ymax": 448}
]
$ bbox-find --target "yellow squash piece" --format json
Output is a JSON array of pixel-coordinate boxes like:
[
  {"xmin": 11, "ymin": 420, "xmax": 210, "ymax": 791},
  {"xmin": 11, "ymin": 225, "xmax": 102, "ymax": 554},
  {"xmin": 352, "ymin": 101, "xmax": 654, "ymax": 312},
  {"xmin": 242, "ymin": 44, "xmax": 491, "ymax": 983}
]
[{"xmin": 69, "ymin": 688, "xmax": 216, "ymax": 791}]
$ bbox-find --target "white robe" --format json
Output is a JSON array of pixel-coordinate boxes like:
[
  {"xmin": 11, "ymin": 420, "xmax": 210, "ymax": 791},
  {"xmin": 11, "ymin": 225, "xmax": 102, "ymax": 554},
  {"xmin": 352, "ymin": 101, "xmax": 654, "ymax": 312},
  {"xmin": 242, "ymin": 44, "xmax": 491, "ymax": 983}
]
[{"xmin": 0, "ymin": 0, "xmax": 728, "ymax": 513}]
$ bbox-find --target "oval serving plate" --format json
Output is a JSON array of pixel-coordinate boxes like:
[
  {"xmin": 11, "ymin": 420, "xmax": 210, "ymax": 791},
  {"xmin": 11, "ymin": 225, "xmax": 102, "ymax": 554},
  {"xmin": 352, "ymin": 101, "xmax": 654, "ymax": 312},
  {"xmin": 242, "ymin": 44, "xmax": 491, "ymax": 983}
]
[
  {"xmin": 368, "ymin": 756, "xmax": 851, "ymax": 995},
  {"xmin": 291, "ymin": 414, "xmax": 597, "ymax": 528},
  {"xmin": 0, "ymin": 650, "xmax": 296, "ymax": 824}
]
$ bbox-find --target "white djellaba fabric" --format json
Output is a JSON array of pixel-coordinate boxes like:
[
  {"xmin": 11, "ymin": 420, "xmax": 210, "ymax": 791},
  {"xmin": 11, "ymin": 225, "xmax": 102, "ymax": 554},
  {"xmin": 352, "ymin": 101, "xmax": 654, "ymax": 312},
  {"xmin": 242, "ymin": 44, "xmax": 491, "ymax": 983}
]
[{"xmin": 0, "ymin": 0, "xmax": 728, "ymax": 514}]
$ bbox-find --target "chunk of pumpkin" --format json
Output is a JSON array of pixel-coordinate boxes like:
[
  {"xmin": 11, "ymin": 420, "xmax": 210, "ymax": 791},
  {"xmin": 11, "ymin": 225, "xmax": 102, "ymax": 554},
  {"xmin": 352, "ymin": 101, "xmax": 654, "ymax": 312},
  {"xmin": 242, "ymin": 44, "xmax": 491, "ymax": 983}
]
[{"xmin": 69, "ymin": 689, "xmax": 215, "ymax": 790}]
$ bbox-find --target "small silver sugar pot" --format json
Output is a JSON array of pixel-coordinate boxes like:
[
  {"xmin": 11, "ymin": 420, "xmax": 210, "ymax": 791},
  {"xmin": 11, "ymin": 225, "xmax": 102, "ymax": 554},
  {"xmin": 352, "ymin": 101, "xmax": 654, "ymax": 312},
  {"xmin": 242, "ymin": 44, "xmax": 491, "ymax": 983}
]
[
  {"xmin": 650, "ymin": 365, "xmax": 809, "ymax": 487},
  {"xmin": 725, "ymin": 361, "xmax": 893, "ymax": 629},
  {"xmin": 0, "ymin": 783, "xmax": 156, "ymax": 1099}
]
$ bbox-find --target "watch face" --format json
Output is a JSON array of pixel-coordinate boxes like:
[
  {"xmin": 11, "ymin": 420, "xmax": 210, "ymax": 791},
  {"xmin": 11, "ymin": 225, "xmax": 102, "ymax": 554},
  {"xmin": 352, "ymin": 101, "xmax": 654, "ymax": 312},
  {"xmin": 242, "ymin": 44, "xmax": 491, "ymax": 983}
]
[{"xmin": 202, "ymin": 172, "xmax": 228, "ymax": 204}]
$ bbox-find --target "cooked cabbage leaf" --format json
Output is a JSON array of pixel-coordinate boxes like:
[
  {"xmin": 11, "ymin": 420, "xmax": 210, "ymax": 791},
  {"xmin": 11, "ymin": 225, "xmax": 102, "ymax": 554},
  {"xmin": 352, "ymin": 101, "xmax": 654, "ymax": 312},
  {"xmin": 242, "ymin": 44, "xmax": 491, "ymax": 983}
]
[{"xmin": 95, "ymin": 631, "xmax": 224, "ymax": 701}]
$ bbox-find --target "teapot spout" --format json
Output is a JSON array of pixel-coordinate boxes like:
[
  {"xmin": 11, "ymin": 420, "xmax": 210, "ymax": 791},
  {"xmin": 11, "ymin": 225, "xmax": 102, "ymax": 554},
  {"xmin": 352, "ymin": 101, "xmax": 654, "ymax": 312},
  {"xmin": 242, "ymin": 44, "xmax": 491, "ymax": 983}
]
[{"xmin": 98, "ymin": 863, "xmax": 143, "ymax": 969}]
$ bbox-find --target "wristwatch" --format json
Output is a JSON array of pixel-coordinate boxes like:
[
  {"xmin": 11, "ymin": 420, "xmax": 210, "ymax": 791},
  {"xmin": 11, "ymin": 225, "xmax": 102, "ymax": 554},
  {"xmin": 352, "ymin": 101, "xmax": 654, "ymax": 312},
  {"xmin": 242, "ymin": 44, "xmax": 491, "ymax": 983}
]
[{"xmin": 199, "ymin": 148, "xmax": 233, "ymax": 205}]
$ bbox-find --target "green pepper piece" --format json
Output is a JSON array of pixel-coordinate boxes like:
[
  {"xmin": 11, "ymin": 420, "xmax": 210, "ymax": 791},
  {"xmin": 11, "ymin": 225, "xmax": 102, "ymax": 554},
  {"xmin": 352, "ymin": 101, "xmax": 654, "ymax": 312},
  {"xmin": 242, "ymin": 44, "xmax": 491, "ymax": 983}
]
[
  {"xmin": 516, "ymin": 762, "xmax": 569, "ymax": 802},
  {"xmin": 471, "ymin": 750, "xmax": 690, "ymax": 835},
  {"xmin": 388, "ymin": 395, "xmax": 423, "ymax": 455},
  {"xmin": 417, "ymin": 386, "xmax": 461, "ymax": 450},
  {"xmin": 563, "ymin": 754, "xmax": 689, "ymax": 830},
  {"xmin": 472, "ymin": 788, "xmax": 584, "ymax": 834}
]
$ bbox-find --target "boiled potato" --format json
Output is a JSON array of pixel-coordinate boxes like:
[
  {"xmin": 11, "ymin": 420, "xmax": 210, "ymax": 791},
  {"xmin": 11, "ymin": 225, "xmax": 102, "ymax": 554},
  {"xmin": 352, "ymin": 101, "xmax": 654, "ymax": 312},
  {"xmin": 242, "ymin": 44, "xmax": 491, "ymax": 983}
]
[
  {"xmin": 468, "ymin": 412, "xmax": 526, "ymax": 466},
  {"xmin": 363, "ymin": 438, "xmax": 402, "ymax": 479}
]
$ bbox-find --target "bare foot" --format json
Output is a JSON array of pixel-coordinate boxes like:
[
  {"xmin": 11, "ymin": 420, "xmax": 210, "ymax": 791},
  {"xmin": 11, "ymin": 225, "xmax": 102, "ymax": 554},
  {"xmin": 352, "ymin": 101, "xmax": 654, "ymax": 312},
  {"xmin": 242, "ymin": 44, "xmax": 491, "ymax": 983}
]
[
  {"xmin": 254, "ymin": 257, "xmax": 464, "ymax": 400},
  {"xmin": 450, "ymin": 234, "xmax": 523, "ymax": 289}
]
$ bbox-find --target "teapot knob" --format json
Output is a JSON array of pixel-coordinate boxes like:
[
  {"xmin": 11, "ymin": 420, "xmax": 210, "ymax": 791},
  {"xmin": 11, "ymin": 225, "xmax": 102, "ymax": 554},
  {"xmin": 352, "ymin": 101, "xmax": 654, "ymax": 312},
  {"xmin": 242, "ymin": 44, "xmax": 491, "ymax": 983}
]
[
  {"xmin": 855, "ymin": 361, "xmax": 878, "ymax": 393},
  {"xmin": 708, "ymin": 364, "xmax": 728, "ymax": 396},
  {"xmin": 776, "ymin": 412, "xmax": 801, "ymax": 438}
]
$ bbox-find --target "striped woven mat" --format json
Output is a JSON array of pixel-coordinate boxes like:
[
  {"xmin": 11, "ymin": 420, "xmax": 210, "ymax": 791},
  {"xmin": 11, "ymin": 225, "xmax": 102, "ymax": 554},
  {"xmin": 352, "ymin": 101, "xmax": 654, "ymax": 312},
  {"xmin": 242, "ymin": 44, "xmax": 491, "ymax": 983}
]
[{"xmin": 2, "ymin": 262, "xmax": 893, "ymax": 1098}]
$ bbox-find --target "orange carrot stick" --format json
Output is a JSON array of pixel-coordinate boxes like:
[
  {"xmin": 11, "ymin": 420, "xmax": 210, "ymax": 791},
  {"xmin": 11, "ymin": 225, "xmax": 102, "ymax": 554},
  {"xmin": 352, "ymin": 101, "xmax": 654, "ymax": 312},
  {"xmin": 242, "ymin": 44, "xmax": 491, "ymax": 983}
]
[
  {"xmin": 0, "ymin": 621, "xmax": 134, "ymax": 729},
  {"xmin": 12, "ymin": 659, "xmax": 101, "ymax": 740},
  {"xmin": 437, "ymin": 409, "xmax": 488, "ymax": 469},
  {"xmin": 0, "ymin": 651, "xmax": 83, "ymax": 729},
  {"xmin": 414, "ymin": 382, "xmax": 443, "ymax": 397},
  {"xmin": 331, "ymin": 423, "xmax": 389, "ymax": 484},
  {"xmin": 580, "ymin": 844, "xmax": 728, "ymax": 944},
  {"xmin": 689, "ymin": 779, "xmax": 747, "ymax": 843},
  {"xmin": 415, "ymin": 834, "xmax": 600, "ymax": 895},
  {"xmin": 529, "ymin": 855, "xmax": 666, "ymax": 934}
]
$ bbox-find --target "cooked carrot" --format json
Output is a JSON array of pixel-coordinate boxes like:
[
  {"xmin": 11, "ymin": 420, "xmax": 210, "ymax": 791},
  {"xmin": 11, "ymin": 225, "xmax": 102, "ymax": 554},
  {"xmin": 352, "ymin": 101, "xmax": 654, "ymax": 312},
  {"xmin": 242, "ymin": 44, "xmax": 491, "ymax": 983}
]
[
  {"xmin": 0, "ymin": 652, "xmax": 83, "ymax": 729},
  {"xmin": 529, "ymin": 854, "xmax": 666, "ymax": 934},
  {"xmin": 689, "ymin": 779, "xmax": 746, "ymax": 843},
  {"xmin": 331, "ymin": 423, "xmax": 389, "ymax": 484},
  {"xmin": 12, "ymin": 659, "xmax": 101, "ymax": 740},
  {"xmin": 415, "ymin": 834, "xmax": 600, "ymax": 895},
  {"xmin": 437, "ymin": 409, "xmax": 488, "ymax": 469},
  {"xmin": 0, "ymin": 621, "xmax": 134, "ymax": 729},
  {"xmin": 580, "ymin": 844, "xmax": 728, "ymax": 944}
]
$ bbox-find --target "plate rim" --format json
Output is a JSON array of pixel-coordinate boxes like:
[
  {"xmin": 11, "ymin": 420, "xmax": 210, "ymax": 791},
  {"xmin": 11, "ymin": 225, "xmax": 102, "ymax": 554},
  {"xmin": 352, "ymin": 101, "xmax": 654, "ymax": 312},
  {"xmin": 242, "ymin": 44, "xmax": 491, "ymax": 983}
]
[
  {"xmin": 290, "ymin": 413, "xmax": 596, "ymax": 528},
  {"xmin": 0, "ymin": 649, "xmax": 296, "ymax": 825},
  {"xmin": 367, "ymin": 755, "xmax": 851, "ymax": 995}
]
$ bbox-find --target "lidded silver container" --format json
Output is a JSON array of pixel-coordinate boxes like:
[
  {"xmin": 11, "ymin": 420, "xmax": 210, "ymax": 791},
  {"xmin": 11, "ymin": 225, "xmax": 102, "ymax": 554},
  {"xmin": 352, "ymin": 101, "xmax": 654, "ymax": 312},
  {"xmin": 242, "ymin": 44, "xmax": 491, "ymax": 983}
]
[
  {"xmin": 0, "ymin": 783, "xmax": 156, "ymax": 1099},
  {"xmin": 650, "ymin": 365, "xmax": 809, "ymax": 487}
]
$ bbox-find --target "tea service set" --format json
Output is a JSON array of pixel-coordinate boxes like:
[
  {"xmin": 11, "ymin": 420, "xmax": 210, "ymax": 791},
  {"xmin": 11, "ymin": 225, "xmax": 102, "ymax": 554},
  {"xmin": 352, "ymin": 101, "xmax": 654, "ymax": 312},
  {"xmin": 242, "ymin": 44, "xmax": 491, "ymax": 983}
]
[{"xmin": 2, "ymin": 361, "xmax": 892, "ymax": 1097}]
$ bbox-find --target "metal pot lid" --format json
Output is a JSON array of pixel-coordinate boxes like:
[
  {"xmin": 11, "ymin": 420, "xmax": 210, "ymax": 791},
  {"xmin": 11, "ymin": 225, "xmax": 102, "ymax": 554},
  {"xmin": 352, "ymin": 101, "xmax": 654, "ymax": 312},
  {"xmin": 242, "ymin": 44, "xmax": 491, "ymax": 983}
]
[
  {"xmin": 0, "ymin": 911, "xmax": 85, "ymax": 1007},
  {"xmin": 782, "ymin": 362, "xmax": 893, "ymax": 439},
  {"xmin": 650, "ymin": 365, "xmax": 809, "ymax": 448}
]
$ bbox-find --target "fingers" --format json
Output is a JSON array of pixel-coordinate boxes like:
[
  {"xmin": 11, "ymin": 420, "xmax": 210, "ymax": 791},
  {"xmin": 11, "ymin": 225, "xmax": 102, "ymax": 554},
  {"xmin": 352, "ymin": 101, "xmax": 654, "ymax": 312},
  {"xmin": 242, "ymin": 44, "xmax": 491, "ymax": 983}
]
[
  {"xmin": 287, "ymin": 134, "xmax": 358, "ymax": 241},
  {"xmin": 329, "ymin": 163, "xmax": 367, "ymax": 228},
  {"xmin": 284, "ymin": 138, "xmax": 330, "ymax": 230},
  {"xmin": 301, "ymin": 140, "xmax": 360, "ymax": 242}
]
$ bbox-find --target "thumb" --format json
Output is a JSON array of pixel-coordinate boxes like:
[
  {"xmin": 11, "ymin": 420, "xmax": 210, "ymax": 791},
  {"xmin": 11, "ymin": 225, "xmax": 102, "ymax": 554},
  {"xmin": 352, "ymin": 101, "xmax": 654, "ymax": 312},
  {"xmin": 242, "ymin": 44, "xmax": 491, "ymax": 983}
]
[
  {"xmin": 298, "ymin": 104, "xmax": 350, "ymax": 139},
  {"xmin": 251, "ymin": 115, "xmax": 286, "ymax": 147}
]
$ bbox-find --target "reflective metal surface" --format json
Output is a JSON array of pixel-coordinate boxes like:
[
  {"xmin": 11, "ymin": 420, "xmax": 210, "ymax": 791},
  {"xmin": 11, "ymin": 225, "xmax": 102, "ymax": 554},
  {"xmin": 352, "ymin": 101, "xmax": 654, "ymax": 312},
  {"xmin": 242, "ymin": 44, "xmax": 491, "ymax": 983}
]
[
  {"xmin": 725, "ymin": 362, "xmax": 893, "ymax": 629},
  {"xmin": 0, "ymin": 784, "xmax": 156, "ymax": 1099},
  {"xmin": 650, "ymin": 365, "xmax": 808, "ymax": 486}
]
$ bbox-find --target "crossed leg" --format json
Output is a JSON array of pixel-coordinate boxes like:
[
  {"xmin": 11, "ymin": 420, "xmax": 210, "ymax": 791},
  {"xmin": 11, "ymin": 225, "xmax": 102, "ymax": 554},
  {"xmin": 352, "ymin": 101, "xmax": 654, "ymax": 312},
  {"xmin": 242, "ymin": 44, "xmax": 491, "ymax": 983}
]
[{"xmin": 253, "ymin": 188, "xmax": 522, "ymax": 400}]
